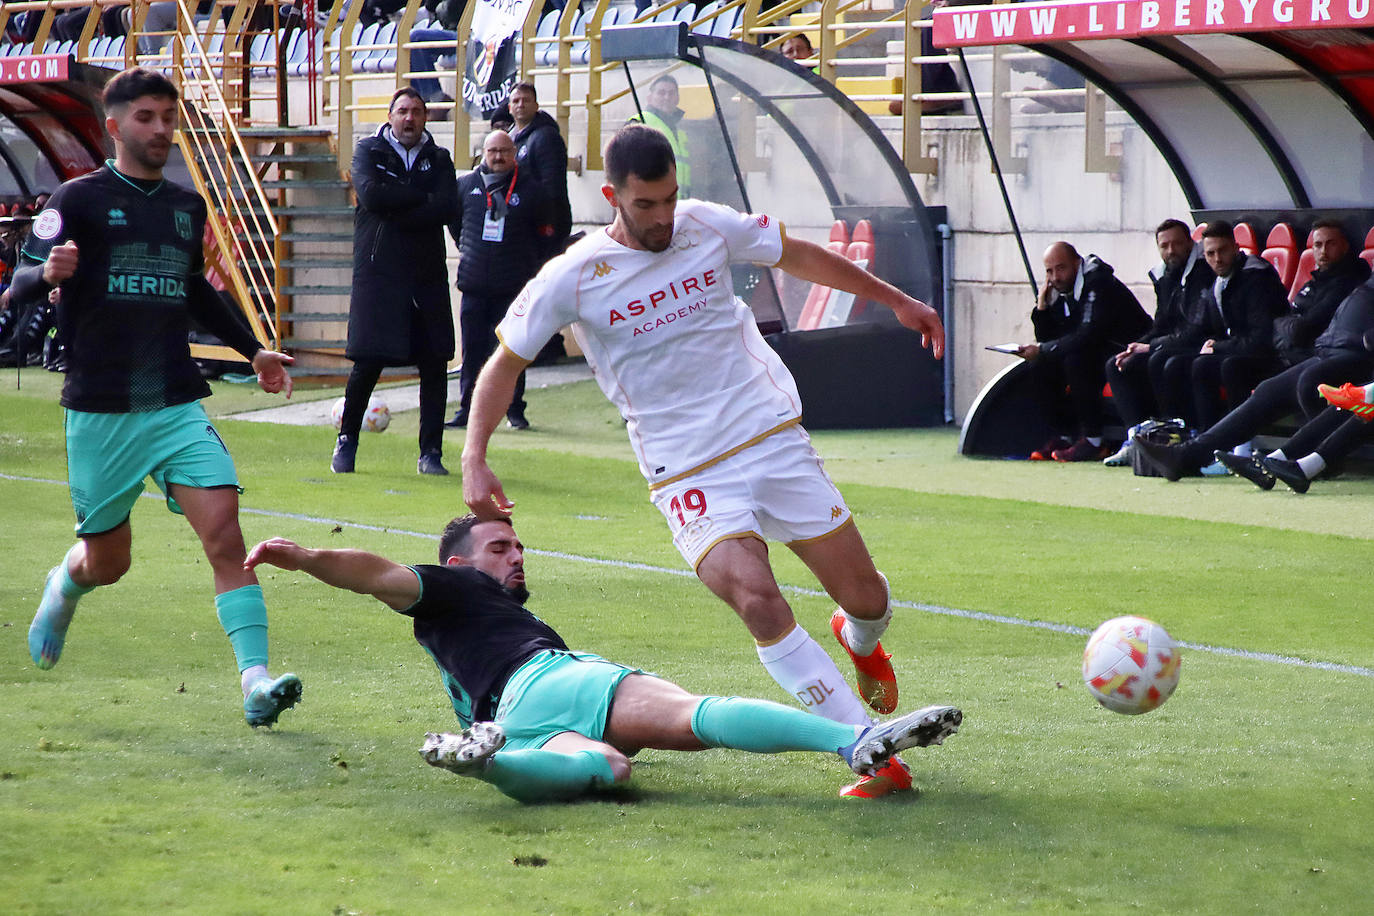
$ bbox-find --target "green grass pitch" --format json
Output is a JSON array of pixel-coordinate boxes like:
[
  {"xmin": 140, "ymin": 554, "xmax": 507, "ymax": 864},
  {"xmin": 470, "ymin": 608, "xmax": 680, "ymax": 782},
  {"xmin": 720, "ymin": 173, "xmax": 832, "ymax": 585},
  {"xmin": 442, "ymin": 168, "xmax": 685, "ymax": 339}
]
[{"xmin": 1, "ymin": 371, "xmax": 1371, "ymax": 914}]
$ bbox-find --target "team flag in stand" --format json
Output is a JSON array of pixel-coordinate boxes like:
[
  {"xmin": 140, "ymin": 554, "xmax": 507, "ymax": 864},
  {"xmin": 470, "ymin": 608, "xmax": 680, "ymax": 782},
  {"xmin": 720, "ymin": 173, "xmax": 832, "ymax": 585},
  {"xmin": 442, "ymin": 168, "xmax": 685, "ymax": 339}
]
[{"xmin": 463, "ymin": 0, "xmax": 536, "ymax": 118}]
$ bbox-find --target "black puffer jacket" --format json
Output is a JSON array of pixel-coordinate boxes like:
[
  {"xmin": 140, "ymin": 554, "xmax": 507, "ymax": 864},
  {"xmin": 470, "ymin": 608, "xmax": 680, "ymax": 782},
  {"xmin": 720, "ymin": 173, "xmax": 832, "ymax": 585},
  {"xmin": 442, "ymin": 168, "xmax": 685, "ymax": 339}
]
[
  {"xmin": 1314, "ymin": 275, "xmax": 1374, "ymax": 356},
  {"xmin": 347, "ymin": 126, "xmax": 458, "ymax": 365},
  {"xmin": 1144, "ymin": 245, "xmax": 1213, "ymax": 349},
  {"xmin": 511, "ymin": 110, "xmax": 571, "ymax": 248},
  {"xmin": 1273, "ymin": 253, "xmax": 1371, "ymax": 359},
  {"xmin": 1032, "ymin": 254, "xmax": 1152, "ymax": 358},
  {"xmin": 1173, "ymin": 252, "xmax": 1288, "ymax": 357},
  {"xmin": 449, "ymin": 163, "xmax": 554, "ymax": 297}
]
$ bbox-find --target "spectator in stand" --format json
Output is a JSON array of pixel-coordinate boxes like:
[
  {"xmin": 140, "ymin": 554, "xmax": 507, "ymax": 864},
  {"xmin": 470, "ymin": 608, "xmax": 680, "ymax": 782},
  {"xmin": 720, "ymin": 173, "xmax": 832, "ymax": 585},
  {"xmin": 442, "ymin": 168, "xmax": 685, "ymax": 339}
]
[
  {"xmin": 632, "ymin": 76, "xmax": 692, "ymax": 199},
  {"xmin": 443, "ymin": 130, "xmax": 554, "ymax": 431},
  {"xmin": 508, "ymin": 82, "xmax": 571, "ymax": 254},
  {"xmin": 1016, "ymin": 241, "xmax": 1152, "ymax": 462},
  {"xmin": 1136, "ymin": 275, "xmax": 1374, "ymax": 481},
  {"xmin": 781, "ymin": 33, "xmax": 814, "ymax": 64},
  {"xmin": 1152, "ymin": 220, "xmax": 1288, "ymax": 447},
  {"xmin": 333, "ymin": 88, "xmax": 459, "ymax": 476},
  {"xmin": 1103, "ymin": 218, "xmax": 1214, "ymax": 466}
]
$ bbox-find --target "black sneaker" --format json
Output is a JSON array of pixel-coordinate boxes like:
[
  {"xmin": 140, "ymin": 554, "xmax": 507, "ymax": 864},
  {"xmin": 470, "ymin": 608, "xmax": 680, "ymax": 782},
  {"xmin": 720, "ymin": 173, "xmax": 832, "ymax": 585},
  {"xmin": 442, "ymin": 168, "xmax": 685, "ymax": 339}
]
[
  {"xmin": 1214, "ymin": 450, "xmax": 1274, "ymax": 490},
  {"xmin": 507, "ymin": 412, "xmax": 530, "ymax": 431},
  {"xmin": 1261, "ymin": 456, "xmax": 1310, "ymax": 493},
  {"xmin": 443, "ymin": 408, "xmax": 468, "ymax": 429},
  {"xmin": 331, "ymin": 434, "xmax": 356, "ymax": 474},
  {"xmin": 418, "ymin": 452, "xmax": 449, "ymax": 475}
]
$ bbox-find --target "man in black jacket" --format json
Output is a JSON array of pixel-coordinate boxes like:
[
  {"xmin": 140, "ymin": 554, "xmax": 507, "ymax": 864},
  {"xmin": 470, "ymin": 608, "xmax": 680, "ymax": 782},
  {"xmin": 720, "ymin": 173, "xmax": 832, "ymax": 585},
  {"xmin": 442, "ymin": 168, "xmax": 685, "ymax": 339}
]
[
  {"xmin": 334, "ymin": 88, "xmax": 459, "ymax": 476},
  {"xmin": 443, "ymin": 130, "xmax": 554, "ymax": 431},
  {"xmin": 507, "ymin": 83, "xmax": 571, "ymax": 255},
  {"xmin": 1103, "ymin": 218, "xmax": 1214, "ymax": 464},
  {"xmin": 1016, "ymin": 241, "xmax": 1152, "ymax": 461},
  {"xmin": 1152, "ymin": 220, "xmax": 1288, "ymax": 435},
  {"xmin": 1136, "ymin": 275, "xmax": 1374, "ymax": 481}
]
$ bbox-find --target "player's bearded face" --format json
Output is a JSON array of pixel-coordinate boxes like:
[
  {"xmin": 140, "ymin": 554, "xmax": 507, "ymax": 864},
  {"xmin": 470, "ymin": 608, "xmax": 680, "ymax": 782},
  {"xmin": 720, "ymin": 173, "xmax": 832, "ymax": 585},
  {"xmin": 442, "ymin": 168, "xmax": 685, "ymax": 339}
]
[
  {"xmin": 610, "ymin": 173, "xmax": 678, "ymax": 252},
  {"xmin": 113, "ymin": 96, "xmax": 178, "ymax": 174}
]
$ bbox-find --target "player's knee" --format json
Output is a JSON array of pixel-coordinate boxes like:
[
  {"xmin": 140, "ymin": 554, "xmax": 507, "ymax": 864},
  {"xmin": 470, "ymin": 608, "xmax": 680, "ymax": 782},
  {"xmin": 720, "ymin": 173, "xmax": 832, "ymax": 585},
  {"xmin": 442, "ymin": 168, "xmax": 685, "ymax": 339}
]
[
  {"xmin": 843, "ymin": 572, "xmax": 890, "ymax": 618},
  {"xmin": 84, "ymin": 550, "xmax": 131, "ymax": 585}
]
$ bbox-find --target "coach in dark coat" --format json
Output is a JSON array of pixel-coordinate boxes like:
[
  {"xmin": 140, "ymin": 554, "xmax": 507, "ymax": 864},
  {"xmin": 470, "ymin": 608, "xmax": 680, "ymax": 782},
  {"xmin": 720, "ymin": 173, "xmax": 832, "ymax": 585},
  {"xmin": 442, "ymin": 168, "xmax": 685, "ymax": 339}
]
[
  {"xmin": 334, "ymin": 88, "xmax": 459, "ymax": 476},
  {"xmin": 443, "ymin": 129, "xmax": 555, "ymax": 430}
]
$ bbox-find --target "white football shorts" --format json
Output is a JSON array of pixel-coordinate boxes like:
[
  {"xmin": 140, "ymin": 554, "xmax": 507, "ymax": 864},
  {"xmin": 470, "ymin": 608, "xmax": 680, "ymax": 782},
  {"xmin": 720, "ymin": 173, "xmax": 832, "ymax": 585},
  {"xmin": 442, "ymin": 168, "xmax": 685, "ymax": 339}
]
[{"xmin": 649, "ymin": 424, "xmax": 852, "ymax": 570}]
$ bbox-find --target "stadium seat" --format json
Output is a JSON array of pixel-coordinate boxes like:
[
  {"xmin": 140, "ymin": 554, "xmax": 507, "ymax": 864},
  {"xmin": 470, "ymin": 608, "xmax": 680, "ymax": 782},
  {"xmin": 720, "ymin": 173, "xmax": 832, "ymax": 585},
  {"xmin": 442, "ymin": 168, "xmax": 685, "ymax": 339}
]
[
  {"xmin": 570, "ymin": 13, "xmax": 591, "ymax": 65},
  {"xmin": 363, "ymin": 21, "xmax": 397, "ymax": 73},
  {"xmin": 1261, "ymin": 222, "xmax": 1298, "ymax": 290},
  {"xmin": 692, "ymin": 1, "xmax": 720, "ymax": 35},
  {"xmin": 287, "ymin": 28, "xmax": 320, "ymax": 77},
  {"xmin": 1288, "ymin": 229, "xmax": 1316, "ymax": 302},
  {"xmin": 710, "ymin": 4, "xmax": 743, "ymax": 38},
  {"xmin": 828, "ymin": 220, "xmax": 850, "ymax": 247},
  {"xmin": 1192, "ymin": 222, "xmax": 1206, "ymax": 241},
  {"xmin": 1233, "ymin": 221, "xmax": 1258, "ymax": 255},
  {"xmin": 844, "ymin": 238, "xmax": 875, "ymax": 319},
  {"xmin": 1360, "ymin": 226, "xmax": 1374, "ymax": 270},
  {"xmin": 851, "ymin": 219, "xmax": 874, "ymax": 246},
  {"xmin": 329, "ymin": 23, "xmax": 363, "ymax": 74}
]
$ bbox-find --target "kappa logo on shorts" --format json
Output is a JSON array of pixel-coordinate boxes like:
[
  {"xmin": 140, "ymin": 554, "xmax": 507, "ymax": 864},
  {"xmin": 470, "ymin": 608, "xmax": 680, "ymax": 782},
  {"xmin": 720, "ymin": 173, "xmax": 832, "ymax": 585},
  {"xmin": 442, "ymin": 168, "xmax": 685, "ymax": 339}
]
[{"xmin": 592, "ymin": 261, "xmax": 615, "ymax": 278}]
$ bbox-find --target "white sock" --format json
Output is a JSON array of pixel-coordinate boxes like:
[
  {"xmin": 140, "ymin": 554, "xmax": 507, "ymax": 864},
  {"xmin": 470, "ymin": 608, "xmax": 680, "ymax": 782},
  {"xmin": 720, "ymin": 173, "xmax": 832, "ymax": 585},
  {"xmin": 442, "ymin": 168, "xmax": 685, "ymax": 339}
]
[
  {"xmin": 1363, "ymin": 383, "xmax": 1374, "ymax": 404},
  {"xmin": 241, "ymin": 664, "xmax": 269, "ymax": 696},
  {"xmin": 1233, "ymin": 441, "xmax": 1253, "ymax": 458},
  {"xmin": 756, "ymin": 623, "xmax": 873, "ymax": 726},
  {"xmin": 1086, "ymin": 436, "xmax": 1102, "ymax": 447},
  {"xmin": 1297, "ymin": 453, "xmax": 1325, "ymax": 479},
  {"xmin": 1268, "ymin": 449, "xmax": 1288, "ymax": 462},
  {"xmin": 837, "ymin": 571, "xmax": 892, "ymax": 657}
]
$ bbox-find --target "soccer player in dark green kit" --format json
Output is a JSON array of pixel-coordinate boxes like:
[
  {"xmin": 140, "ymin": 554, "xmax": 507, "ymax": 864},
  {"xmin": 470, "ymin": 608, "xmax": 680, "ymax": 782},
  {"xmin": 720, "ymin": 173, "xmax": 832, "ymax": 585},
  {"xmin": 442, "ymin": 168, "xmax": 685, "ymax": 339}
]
[{"xmin": 12, "ymin": 68, "xmax": 302, "ymax": 727}]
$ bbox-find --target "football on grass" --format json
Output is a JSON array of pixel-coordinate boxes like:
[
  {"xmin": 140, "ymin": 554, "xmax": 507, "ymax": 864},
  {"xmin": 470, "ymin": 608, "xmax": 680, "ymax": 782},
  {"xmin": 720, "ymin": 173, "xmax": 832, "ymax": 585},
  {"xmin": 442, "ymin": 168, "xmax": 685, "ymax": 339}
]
[
  {"xmin": 330, "ymin": 395, "xmax": 391, "ymax": 433},
  {"xmin": 1082, "ymin": 616, "xmax": 1181, "ymax": 714}
]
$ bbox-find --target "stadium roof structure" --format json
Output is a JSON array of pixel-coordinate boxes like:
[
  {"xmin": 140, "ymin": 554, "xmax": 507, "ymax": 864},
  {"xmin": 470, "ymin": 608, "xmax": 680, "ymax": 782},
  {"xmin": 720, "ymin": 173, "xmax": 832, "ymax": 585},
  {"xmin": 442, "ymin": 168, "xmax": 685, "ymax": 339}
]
[{"xmin": 932, "ymin": 0, "xmax": 1374, "ymax": 212}]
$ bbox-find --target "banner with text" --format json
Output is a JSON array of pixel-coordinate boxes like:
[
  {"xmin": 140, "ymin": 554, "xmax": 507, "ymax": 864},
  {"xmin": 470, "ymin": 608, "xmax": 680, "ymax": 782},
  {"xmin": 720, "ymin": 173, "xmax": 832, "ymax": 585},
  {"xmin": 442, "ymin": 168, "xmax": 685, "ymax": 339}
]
[
  {"xmin": 0, "ymin": 54, "xmax": 70, "ymax": 85},
  {"xmin": 463, "ymin": 0, "xmax": 536, "ymax": 118},
  {"xmin": 933, "ymin": 0, "xmax": 1374, "ymax": 47}
]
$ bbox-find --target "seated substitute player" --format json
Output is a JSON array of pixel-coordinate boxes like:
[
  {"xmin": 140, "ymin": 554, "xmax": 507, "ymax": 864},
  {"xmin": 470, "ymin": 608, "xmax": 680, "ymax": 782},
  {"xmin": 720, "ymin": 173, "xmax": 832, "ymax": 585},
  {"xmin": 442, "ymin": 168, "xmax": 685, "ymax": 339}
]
[
  {"xmin": 243, "ymin": 516, "xmax": 963, "ymax": 803},
  {"xmin": 461, "ymin": 124, "xmax": 947, "ymax": 798},
  {"xmin": 11, "ymin": 67, "xmax": 302, "ymax": 727}
]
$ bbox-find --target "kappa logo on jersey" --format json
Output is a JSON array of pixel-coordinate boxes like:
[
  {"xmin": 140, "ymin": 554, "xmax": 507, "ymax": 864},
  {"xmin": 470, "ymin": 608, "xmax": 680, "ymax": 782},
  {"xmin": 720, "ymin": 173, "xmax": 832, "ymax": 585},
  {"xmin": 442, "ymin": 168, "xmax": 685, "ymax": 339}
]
[
  {"xmin": 592, "ymin": 261, "xmax": 615, "ymax": 278},
  {"xmin": 174, "ymin": 211, "xmax": 192, "ymax": 241},
  {"xmin": 829, "ymin": 505, "xmax": 844, "ymax": 520},
  {"xmin": 671, "ymin": 230, "xmax": 699, "ymax": 251},
  {"xmin": 756, "ymin": 215, "xmax": 769, "ymax": 228},
  {"xmin": 108, "ymin": 208, "xmax": 128, "ymax": 227},
  {"xmin": 32, "ymin": 208, "xmax": 62, "ymax": 241},
  {"xmin": 469, "ymin": 187, "xmax": 483, "ymax": 195}
]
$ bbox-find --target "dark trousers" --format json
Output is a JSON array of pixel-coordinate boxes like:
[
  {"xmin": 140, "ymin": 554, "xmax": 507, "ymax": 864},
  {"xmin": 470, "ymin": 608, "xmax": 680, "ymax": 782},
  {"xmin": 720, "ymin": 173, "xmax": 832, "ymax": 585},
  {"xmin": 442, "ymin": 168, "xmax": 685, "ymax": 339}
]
[
  {"xmin": 1281, "ymin": 406, "xmax": 1374, "ymax": 463},
  {"xmin": 1155, "ymin": 351, "xmax": 1238, "ymax": 431},
  {"xmin": 1191, "ymin": 352, "xmax": 1374, "ymax": 457},
  {"xmin": 1104, "ymin": 350, "xmax": 1158, "ymax": 428},
  {"xmin": 341, "ymin": 355, "xmax": 448, "ymax": 456},
  {"xmin": 459, "ymin": 291, "xmax": 526, "ymax": 417},
  {"xmin": 1030, "ymin": 346, "xmax": 1113, "ymax": 438}
]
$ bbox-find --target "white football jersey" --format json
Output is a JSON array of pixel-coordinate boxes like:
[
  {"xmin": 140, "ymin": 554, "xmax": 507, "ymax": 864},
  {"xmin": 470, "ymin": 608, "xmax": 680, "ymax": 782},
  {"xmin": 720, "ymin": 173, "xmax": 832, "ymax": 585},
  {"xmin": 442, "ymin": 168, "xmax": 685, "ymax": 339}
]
[{"xmin": 497, "ymin": 199, "xmax": 801, "ymax": 486}]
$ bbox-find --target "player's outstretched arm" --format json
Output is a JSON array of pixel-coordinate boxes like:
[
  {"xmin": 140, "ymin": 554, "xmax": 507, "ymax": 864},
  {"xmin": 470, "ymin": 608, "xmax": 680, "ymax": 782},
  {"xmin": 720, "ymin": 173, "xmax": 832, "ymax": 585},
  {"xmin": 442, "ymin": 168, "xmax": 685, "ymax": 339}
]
[
  {"xmin": 774, "ymin": 235, "xmax": 945, "ymax": 359},
  {"xmin": 245, "ymin": 538, "xmax": 420, "ymax": 610},
  {"xmin": 462, "ymin": 345, "xmax": 532, "ymax": 520}
]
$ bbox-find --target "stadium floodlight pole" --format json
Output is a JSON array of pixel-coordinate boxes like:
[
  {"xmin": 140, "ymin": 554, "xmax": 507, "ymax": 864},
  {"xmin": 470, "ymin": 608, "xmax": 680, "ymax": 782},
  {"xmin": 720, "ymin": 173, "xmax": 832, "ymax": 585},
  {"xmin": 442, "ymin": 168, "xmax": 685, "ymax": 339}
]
[{"xmin": 956, "ymin": 47, "xmax": 1038, "ymax": 299}]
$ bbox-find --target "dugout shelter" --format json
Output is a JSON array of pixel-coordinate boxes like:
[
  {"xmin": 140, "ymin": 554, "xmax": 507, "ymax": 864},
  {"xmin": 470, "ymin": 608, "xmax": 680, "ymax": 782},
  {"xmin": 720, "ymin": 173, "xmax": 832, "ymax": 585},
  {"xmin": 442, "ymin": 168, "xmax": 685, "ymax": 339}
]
[
  {"xmin": 603, "ymin": 21, "xmax": 949, "ymax": 429},
  {"xmin": 937, "ymin": 0, "xmax": 1374, "ymax": 456}
]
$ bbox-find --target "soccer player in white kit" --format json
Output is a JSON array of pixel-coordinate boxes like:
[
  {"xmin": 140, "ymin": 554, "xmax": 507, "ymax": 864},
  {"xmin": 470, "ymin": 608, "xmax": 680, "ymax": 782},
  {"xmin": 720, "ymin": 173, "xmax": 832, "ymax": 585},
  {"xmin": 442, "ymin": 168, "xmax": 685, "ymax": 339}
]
[{"xmin": 461, "ymin": 124, "xmax": 946, "ymax": 797}]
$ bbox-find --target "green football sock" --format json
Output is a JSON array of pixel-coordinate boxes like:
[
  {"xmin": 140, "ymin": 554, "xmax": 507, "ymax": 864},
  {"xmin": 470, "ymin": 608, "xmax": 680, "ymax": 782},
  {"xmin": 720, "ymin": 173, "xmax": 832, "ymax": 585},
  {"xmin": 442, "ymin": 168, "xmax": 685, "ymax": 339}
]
[
  {"xmin": 214, "ymin": 585, "xmax": 269, "ymax": 673},
  {"xmin": 690, "ymin": 695, "xmax": 861, "ymax": 755},
  {"xmin": 481, "ymin": 749, "xmax": 618, "ymax": 803}
]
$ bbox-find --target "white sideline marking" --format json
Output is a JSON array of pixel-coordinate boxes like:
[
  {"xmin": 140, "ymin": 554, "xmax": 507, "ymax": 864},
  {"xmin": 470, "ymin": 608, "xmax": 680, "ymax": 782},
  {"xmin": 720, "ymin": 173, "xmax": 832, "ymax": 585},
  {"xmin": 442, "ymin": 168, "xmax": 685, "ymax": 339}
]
[{"xmin": 5, "ymin": 471, "xmax": 1373, "ymax": 680}]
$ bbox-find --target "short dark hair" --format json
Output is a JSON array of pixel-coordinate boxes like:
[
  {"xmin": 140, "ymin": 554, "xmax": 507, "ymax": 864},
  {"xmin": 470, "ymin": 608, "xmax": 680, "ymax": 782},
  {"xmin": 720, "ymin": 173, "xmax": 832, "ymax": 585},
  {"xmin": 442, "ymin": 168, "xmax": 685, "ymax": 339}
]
[
  {"xmin": 438, "ymin": 515, "xmax": 513, "ymax": 563},
  {"xmin": 1201, "ymin": 219, "xmax": 1235, "ymax": 241},
  {"xmin": 784, "ymin": 32, "xmax": 813, "ymax": 51},
  {"xmin": 389, "ymin": 87, "xmax": 426, "ymax": 112},
  {"xmin": 1155, "ymin": 218, "xmax": 1190, "ymax": 238},
  {"xmin": 102, "ymin": 67, "xmax": 178, "ymax": 111},
  {"xmin": 605, "ymin": 123, "xmax": 676, "ymax": 188},
  {"xmin": 650, "ymin": 74, "xmax": 678, "ymax": 90},
  {"xmin": 510, "ymin": 81, "xmax": 537, "ymax": 100},
  {"xmin": 1310, "ymin": 217, "xmax": 1347, "ymax": 238}
]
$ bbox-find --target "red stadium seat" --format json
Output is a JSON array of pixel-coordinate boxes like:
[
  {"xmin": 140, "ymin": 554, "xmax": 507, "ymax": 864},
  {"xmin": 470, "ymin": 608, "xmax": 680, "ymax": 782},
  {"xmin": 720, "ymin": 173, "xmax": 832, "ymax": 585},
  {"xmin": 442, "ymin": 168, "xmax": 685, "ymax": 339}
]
[
  {"xmin": 1261, "ymin": 222, "xmax": 1298, "ymax": 289},
  {"xmin": 1288, "ymin": 229, "xmax": 1316, "ymax": 302},
  {"xmin": 1192, "ymin": 222, "xmax": 1206, "ymax": 241},
  {"xmin": 828, "ymin": 220, "xmax": 850, "ymax": 247},
  {"xmin": 1360, "ymin": 226, "xmax": 1374, "ymax": 270},
  {"xmin": 1233, "ymin": 221, "xmax": 1258, "ymax": 255},
  {"xmin": 851, "ymin": 219, "xmax": 874, "ymax": 245}
]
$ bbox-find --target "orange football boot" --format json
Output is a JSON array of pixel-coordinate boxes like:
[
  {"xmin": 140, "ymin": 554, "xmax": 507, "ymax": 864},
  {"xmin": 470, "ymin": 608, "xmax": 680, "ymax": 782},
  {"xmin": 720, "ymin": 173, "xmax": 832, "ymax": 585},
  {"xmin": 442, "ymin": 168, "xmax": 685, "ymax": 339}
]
[
  {"xmin": 831, "ymin": 609, "xmax": 898, "ymax": 714},
  {"xmin": 1317, "ymin": 382, "xmax": 1374, "ymax": 421},
  {"xmin": 839, "ymin": 757, "xmax": 913, "ymax": 799}
]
